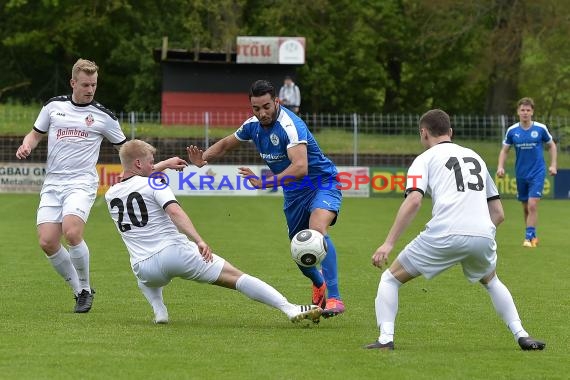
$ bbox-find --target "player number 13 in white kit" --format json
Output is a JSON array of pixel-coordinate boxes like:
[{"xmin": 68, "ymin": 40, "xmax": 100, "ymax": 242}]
[{"xmin": 445, "ymin": 156, "xmax": 484, "ymax": 192}]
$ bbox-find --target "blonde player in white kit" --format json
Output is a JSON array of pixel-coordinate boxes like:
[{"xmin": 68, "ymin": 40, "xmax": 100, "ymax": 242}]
[
  {"xmin": 15, "ymin": 59, "xmax": 186, "ymax": 313},
  {"xmin": 364, "ymin": 109, "xmax": 545, "ymax": 351},
  {"xmin": 105, "ymin": 139, "xmax": 322, "ymax": 324}
]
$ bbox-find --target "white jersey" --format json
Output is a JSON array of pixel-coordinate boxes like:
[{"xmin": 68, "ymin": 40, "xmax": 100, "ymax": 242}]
[
  {"xmin": 34, "ymin": 95, "xmax": 127, "ymax": 186},
  {"xmin": 105, "ymin": 176, "xmax": 189, "ymax": 266},
  {"xmin": 405, "ymin": 141, "xmax": 499, "ymax": 239}
]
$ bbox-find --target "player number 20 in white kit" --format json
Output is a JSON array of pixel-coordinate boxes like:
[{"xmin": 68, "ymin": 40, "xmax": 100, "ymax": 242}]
[{"xmin": 109, "ymin": 192, "xmax": 149, "ymax": 232}]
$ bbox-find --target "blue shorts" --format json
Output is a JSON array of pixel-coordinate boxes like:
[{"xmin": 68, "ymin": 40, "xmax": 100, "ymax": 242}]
[
  {"xmin": 516, "ymin": 175, "xmax": 545, "ymax": 202},
  {"xmin": 284, "ymin": 187, "xmax": 342, "ymax": 240}
]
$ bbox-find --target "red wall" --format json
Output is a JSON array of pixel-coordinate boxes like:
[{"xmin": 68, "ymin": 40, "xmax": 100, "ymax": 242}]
[{"xmin": 162, "ymin": 92, "xmax": 252, "ymax": 126}]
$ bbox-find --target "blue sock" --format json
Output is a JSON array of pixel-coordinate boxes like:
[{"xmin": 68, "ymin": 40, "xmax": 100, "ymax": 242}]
[
  {"xmin": 525, "ymin": 227, "xmax": 535, "ymax": 240},
  {"xmin": 297, "ymin": 265, "xmax": 324, "ymax": 287},
  {"xmin": 321, "ymin": 235, "xmax": 340, "ymax": 299}
]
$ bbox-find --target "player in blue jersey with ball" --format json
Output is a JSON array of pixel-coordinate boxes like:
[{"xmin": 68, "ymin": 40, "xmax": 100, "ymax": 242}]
[
  {"xmin": 187, "ymin": 80, "xmax": 344, "ymax": 318},
  {"xmin": 496, "ymin": 97, "xmax": 557, "ymax": 248}
]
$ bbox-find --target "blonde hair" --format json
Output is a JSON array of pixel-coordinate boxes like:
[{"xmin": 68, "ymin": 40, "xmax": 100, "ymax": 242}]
[
  {"xmin": 119, "ymin": 139, "xmax": 156, "ymax": 168},
  {"xmin": 72, "ymin": 58, "xmax": 98, "ymax": 79},
  {"xmin": 517, "ymin": 97, "xmax": 535, "ymax": 109}
]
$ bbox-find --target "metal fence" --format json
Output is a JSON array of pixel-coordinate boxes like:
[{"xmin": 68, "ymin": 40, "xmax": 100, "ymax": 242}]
[
  {"xmin": 109, "ymin": 111, "xmax": 570, "ymax": 141},
  {"xmin": 2, "ymin": 108, "xmax": 569, "ymax": 138},
  {"xmin": 2, "ymin": 110, "xmax": 569, "ymax": 164}
]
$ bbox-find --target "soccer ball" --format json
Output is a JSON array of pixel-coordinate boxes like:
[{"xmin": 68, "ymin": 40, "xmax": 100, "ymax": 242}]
[{"xmin": 291, "ymin": 229, "xmax": 327, "ymax": 267}]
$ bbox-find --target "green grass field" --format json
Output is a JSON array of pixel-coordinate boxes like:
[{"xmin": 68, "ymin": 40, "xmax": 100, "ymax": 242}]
[{"xmin": 0, "ymin": 195, "xmax": 567, "ymax": 379}]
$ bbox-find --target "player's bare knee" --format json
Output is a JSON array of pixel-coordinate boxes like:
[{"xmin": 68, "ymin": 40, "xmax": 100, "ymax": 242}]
[
  {"xmin": 215, "ymin": 262, "xmax": 243, "ymax": 289},
  {"xmin": 62, "ymin": 215, "xmax": 85, "ymax": 245},
  {"xmin": 381, "ymin": 269, "xmax": 403, "ymax": 287},
  {"xmin": 63, "ymin": 229, "xmax": 83, "ymax": 246},
  {"xmin": 307, "ymin": 225, "xmax": 327, "ymax": 236},
  {"xmin": 307, "ymin": 220, "xmax": 328, "ymax": 236},
  {"xmin": 309, "ymin": 209, "xmax": 336, "ymax": 232},
  {"xmin": 387, "ymin": 260, "xmax": 415, "ymax": 284},
  {"xmin": 38, "ymin": 235, "xmax": 60, "ymax": 255}
]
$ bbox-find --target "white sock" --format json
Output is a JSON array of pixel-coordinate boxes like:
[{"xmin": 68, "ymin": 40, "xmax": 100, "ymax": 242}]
[
  {"xmin": 376, "ymin": 270, "xmax": 402, "ymax": 344},
  {"xmin": 137, "ymin": 280, "xmax": 166, "ymax": 313},
  {"xmin": 235, "ymin": 274, "xmax": 295, "ymax": 316},
  {"xmin": 482, "ymin": 275, "xmax": 528, "ymax": 340},
  {"xmin": 47, "ymin": 246, "xmax": 81, "ymax": 295},
  {"xmin": 69, "ymin": 240, "xmax": 90, "ymax": 291}
]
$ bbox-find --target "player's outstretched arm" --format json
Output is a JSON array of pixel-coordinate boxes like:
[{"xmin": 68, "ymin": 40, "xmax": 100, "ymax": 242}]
[
  {"xmin": 237, "ymin": 167, "xmax": 261, "ymax": 188},
  {"xmin": 16, "ymin": 130, "xmax": 43, "ymax": 159},
  {"xmin": 187, "ymin": 135, "xmax": 241, "ymax": 167},
  {"xmin": 240, "ymin": 144, "xmax": 309, "ymax": 189},
  {"xmin": 372, "ymin": 191, "xmax": 423, "ymax": 269},
  {"xmin": 186, "ymin": 145, "xmax": 208, "ymax": 167},
  {"xmin": 164, "ymin": 202, "xmax": 212, "ymax": 262},
  {"xmin": 154, "ymin": 157, "xmax": 188, "ymax": 172}
]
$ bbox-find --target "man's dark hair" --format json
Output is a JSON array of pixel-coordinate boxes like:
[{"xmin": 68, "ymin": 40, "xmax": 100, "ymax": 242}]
[
  {"xmin": 249, "ymin": 80, "xmax": 275, "ymax": 99},
  {"xmin": 419, "ymin": 109, "xmax": 451, "ymax": 137}
]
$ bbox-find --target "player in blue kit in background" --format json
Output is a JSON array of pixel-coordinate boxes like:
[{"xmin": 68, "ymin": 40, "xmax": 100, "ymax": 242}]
[
  {"xmin": 187, "ymin": 80, "xmax": 344, "ymax": 318},
  {"xmin": 496, "ymin": 97, "xmax": 557, "ymax": 248}
]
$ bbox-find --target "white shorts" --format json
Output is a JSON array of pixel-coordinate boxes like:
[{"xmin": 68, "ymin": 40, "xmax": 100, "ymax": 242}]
[
  {"xmin": 132, "ymin": 242, "xmax": 226, "ymax": 288},
  {"xmin": 396, "ymin": 233, "xmax": 497, "ymax": 283},
  {"xmin": 36, "ymin": 184, "xmax": 97, "ymax": 225}
]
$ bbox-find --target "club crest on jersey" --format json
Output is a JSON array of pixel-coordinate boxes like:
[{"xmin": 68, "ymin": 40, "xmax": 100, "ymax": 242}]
[
  {"xmin": 85, "ymin": 113, "xmax": 95, "ymax": 127},
  {"xmin": 270, "ymin": 133, "xmax": 279, "ymax": 146},
  {"xmin": 531, "ymin": 131, "xmax": 538, "ymax": 138}
]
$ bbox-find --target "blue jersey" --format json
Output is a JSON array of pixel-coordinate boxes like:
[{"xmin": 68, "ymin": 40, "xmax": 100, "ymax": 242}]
[
  {"xmin": 235, "ymin": 106, "xmax": 338, "ymax": 198},
  {"xmin": 503, "ymin": 121, "xmax": 553, "ymax": 179}
]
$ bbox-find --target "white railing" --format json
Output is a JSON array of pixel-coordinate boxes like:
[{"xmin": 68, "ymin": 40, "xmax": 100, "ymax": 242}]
[{"xmin": 2, "ymin": 109, "xmax": 569, "ymax": 143}]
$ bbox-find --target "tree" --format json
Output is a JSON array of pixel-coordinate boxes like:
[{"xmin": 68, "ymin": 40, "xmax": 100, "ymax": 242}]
[
  {"xmin": 1, "ymin": 0, "xmax": 569, "ymax": 117},
  {"xmin": 518, "ymin": 1, "xmax": 570, "ymax": 119},
  {"xmin": 484, "ymin": 0, "xmax": 524, "ymax": 115}
]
